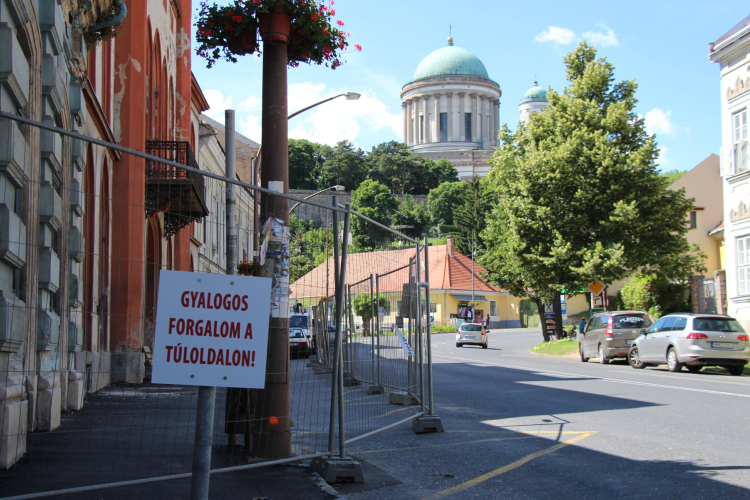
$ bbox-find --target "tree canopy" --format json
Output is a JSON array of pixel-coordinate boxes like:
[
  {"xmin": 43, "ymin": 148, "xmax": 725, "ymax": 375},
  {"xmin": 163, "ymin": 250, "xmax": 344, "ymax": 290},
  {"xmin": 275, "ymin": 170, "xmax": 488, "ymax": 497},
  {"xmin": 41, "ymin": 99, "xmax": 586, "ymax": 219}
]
[
  {"xmin": 350, "ymin": 179, "xmax": 399, "ymax": 248},
  {"xmin": 288, "ymin": 138, "xmax": 327, "ymax": 190},
  {"xmin": 427, "ymin": 181, "xmax": 467, "ymax": 236},
  {"xmin": 481, "ymin": 42, "xmax": 705, "ymax": 308},
  {"xmin": 393, "ymin": 194, "xmax": 430, "ymax": 239},
  {"xmin": 449, "ymin": 175, "xmax": 496, "ymax": 256}
]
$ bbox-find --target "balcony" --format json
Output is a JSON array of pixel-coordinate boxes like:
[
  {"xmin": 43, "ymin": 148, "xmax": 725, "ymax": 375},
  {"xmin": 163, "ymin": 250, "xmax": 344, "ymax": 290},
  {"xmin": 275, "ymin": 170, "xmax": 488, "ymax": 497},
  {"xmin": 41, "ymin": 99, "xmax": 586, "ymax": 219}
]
[{"xmin": 145, "ymin": 141, "xmax": 209, "ymax": 238}]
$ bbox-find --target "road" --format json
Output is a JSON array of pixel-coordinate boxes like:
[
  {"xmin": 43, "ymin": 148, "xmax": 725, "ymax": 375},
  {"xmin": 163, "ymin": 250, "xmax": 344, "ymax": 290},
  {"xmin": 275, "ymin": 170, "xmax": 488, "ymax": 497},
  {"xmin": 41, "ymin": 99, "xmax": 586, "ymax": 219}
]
[{"xmin": 340, "ymin": 328, "xmax": 750, "ymax": 499}]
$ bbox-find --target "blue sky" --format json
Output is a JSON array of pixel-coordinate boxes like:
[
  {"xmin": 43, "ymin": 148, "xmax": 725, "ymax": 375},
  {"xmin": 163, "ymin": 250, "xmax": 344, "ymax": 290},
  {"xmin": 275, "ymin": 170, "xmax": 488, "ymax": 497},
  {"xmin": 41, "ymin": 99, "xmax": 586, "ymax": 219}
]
[{"xmin": 192, "ymin": 1, "xmax": 749, "ymax": 173}]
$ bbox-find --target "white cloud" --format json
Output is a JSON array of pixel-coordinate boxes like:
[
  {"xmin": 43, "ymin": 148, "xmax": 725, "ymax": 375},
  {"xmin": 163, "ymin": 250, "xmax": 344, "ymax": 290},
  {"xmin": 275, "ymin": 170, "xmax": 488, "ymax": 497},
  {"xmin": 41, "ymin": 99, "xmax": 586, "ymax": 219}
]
[
  {"xmin": 582, "ymin": 24, "xmax": 619, "ymax": 48},
  {"xmin": 644, "ymin": 108, "xmax": 675, "ymax": 136},
  {"xmin": 210, "ymin": 82, "xmax": 401, "ymax": 146},
  {"xmin": 202, "ymin": 89, "xmax": 234, "ymax": 122},
  {"xmin": 535, "ymin": 26, "xmax": 576, "ymax": 45},
  {"xmin": 655, "ymin": 145, "xmax": 672, "ymax": 168}
]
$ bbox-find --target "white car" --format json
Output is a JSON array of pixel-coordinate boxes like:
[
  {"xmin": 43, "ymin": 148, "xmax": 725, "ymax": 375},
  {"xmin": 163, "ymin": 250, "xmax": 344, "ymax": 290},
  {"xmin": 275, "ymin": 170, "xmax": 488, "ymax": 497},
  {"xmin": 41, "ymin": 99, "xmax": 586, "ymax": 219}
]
[{"xmin": 456, "ymin": 323, "xmax": 488, "ymax": 349}]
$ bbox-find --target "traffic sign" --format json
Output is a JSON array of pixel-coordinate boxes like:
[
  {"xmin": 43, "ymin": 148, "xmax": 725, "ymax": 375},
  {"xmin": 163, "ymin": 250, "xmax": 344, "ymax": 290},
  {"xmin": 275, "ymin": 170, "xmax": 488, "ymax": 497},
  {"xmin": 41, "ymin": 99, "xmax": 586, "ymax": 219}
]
[{"xmin": 587, "ymin": 280, "xmax": 605, "ymax": 296}]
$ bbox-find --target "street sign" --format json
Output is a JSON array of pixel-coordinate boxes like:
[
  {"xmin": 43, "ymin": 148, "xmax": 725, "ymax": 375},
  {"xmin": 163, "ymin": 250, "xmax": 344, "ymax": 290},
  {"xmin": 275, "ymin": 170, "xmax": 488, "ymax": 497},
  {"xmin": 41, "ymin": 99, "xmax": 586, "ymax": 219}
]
[
  {"xmin": 395, "ymin": 327, "xmax": 414, "ymax": 357},
  {"xmin": 378, "ymin": 306, "xmax": 384, "ymax": 322},
  {"xmin": 430, "ymin": 303, "xmax": 437, "ymax": 313},
  {"xmin": 151, "ymin": 271, "xmax": 272, "ymax": 389},
  {"xmin": 430, "ymin": 315, "xmax": 435, "ymax": 323},
  {"xmin": 561, "ymin": 295, "xmax": 567, "ymax": 321},
  {"xmin": 587, "ymin": 280, "xmax": 605, "ymax": 296}
]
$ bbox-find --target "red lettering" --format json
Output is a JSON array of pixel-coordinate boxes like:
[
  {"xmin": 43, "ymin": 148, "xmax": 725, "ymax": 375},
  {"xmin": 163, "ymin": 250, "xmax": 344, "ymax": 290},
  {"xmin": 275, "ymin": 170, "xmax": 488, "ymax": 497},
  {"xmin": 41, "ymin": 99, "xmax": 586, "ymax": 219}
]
[
  {"xmin": 191, "ymin": 291, "xmax": 199, "ymax": 307},
  {"xmin": 166, "ymin": 345, "xmax": 174, "ymax": 362},
  {"xmin": 173, "ymin": 344, "xmax": 183, "ymax": 362},
  {"xmin": 196, "ymin": 320, "xmax": 204, "ymax": 336},
  {"xmin": 190, "ymin": 347, "xmax": 199, "ymax": 364},
  {"xmin": 197, "ymin": 292, "xmax": 206, "ymax": 308},
  {"xmin": 230, "ymin": 322, "xmax": 240, "ymax": 339},
  {"xmin": 207, "ymin": 348, "xmax": 216, "ymax": 364},
  {"xmin": 241, "ymin": 296, "xmax": 249, "ymax": 311},
  {"xmin": 206, "ymin": 293, "xmax": 214, "ymax": 309},
  {"xmin": 181, "ymin": 291, "xmax": 190, "ymax": 307},
  {"xmin": 199, "ymin": 348, "xmax": 206, "ymax": 364},
  {"xmin": 216, "ymin": 348, "xmax": 224, "ymax": 365},
  {"xmin": 186, "ymin": 319, "xmax": 195, "ymax": 336},
  {"xmin": 182, "ymin": 346, "xmax": 189, "ymax": 363},
  {"xmin": 176, "ymin": 319, "xmax": 185, "ymax": 335},
  {"xmin": 241, "ymin": 350, "xmax": 250, "ymax": 367},
  {"xmin": 232, "ymin": 350, "xmax": 240, "ymax": 366},
  {"xmin": 213, "ymin": 321, "xmax": 219, "ymax": 337},
  {"xmin": 169, "ymin": 318, "xmax": 176, "ymax": 334},
  {"xmin": 213, "ymin": 293, "xmax": 222, "ymax": 310},
  {"xmin": 223, "ymin": 294, "xmax": 232, "ymax": 310},
  {"xmin": 204, "ymin": 320, "xmax": 212, "ymax": 337},
  {"xmin": 220, "ymin": 322, "xmax": 229, "ymax": 338},
  {"xmin": 232, "ymin": 295, "xmax": 241, "ymax": 311},
  {"xmin": 251, "ymin": 351, "xmax": 255, "ymax": 367},
  {"xmin": 244, "ymin": 323, "xmax": 252, "ymax": 339}
]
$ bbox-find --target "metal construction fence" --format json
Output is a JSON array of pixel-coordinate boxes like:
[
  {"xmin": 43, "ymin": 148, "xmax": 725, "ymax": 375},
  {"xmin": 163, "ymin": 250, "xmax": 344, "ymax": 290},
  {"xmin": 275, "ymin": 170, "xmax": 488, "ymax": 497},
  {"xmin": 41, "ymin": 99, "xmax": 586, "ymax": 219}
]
[{"xmin": 0, "ymin": 111, "xmax": 441, "ymax": 499}]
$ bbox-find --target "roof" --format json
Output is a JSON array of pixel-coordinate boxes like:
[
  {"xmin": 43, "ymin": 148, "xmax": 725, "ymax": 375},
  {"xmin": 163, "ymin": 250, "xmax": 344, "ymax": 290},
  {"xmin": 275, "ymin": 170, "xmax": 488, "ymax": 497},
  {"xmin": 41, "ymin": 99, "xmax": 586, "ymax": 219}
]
[
  {"xmin": 290, "ymin": 244, "xmax": 501, "ymax": 300},
  {"xmin": 520, "ymin": 82, "xmax": 548, "ymax": 104},
  {"xmin": 712, "ymin": 14, "xmax": 750, "ymax": 48},
  {"xmin": 411, "ymin": 39, "xmax": 491, "ymax": 83}
]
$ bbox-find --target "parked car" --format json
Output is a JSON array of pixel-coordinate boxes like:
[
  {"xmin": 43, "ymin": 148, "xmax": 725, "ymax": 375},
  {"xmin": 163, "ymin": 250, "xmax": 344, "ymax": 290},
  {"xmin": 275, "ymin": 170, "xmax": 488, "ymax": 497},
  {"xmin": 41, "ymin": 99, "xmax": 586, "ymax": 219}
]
[
  {"xmin": 456, "ymin": 323, "xmax": 489, "ymax": 348},
  {"xmin": 627, "ymin": 313, "xmax": 750, "ymax": 375},
  {"xmin": 579, "ymin": 311, "xmax": 653, "ymax": 364},
  {"xmin": 289, "ymin": 328, "xmax": 310, "ymax": 358}
]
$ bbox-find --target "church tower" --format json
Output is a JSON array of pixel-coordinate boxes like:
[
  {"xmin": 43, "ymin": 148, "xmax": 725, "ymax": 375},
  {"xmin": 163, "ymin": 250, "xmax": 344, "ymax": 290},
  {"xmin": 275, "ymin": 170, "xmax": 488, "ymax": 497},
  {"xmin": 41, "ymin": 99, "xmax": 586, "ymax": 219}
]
[{"xmin": 519, "ymin": 82, "xmax": 548, "ymax": 122}]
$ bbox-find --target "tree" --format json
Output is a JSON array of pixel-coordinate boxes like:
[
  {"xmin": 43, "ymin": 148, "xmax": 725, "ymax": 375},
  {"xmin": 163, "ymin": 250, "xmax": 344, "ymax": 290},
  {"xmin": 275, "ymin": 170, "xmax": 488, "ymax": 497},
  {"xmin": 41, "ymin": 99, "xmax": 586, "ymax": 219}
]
[
  {"xmin": 427, "ymin": 181, "xmax": 468, "ymax": 235},
  {"xmin": 393, "ymin": 194, "xmax": 430, "ymax": 239},
  {"xmin": 449, "ymin": 175, "xmax": 496, "ymax": 256},
  {"xmin": 366, "ymin": 141, "xmax": 425, "ymax": 194},
  {"xmin": 352, "ymin": 293, "xmax": 389, "ymax": 336},
  {"xmin": 318, "ymin": 140, "xmax": 365, "ymax": 190},
  {"xmin": 480, "ymin": 42, "xmax": 705, "ymax": 340},
  {"xmin": 288, "ymin": 138, "xmax": 325, "ymax": 189},
  {"xmin": 350, "ymin": 179, "xmax": 398, "ymax": 249},
  {"xmin": 661, "ymin": 169, "xmax": 688, "ymax": 186},
  {"xmin": 423, "ymin": 158, "xmax": 459, "ymax": 190}
]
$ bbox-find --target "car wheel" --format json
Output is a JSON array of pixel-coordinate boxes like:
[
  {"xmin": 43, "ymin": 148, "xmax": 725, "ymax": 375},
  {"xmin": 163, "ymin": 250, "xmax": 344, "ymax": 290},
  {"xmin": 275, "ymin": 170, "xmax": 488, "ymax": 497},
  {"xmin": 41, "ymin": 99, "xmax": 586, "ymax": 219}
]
[
  {"xmin": 628, "ymin": 347, "xmax": 645, "ymax": 369},
  {"xmin": 598, "ymin": 344, "xmax": 609, "ymax": 365},
  {"xmin": 727, "ymin": 365, "xmax": 744, "ymax": 376},
  {"xmin": 579, "ymin": 345, "xmax": 590, "ymax": 363},
  {"xmin": 686, "ymin": 365, "xmax": 702, "ymax": 373},
  {"xmin": 482, "ymin": 342, "xmax": 488, "ymax": 349},
  {"xmin": 456, "ymin": 343, "xmax": 462, "ymax": 348},
  {"xmin": 667, "ymin": 347, "xmax": 682, "ymax": 372}
]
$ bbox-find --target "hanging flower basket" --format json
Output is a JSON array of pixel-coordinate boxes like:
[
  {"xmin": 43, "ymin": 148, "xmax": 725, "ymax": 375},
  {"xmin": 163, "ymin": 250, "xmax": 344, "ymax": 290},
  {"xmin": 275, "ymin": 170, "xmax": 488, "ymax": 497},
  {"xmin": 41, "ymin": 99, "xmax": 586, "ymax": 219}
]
[
  {"xmin": 195, "ymin": 0, "xmax": 362, "ymax": 70},
  {"xmin": 227, "ymin": 29, "xmax": 259, "ymax": 55},
  {"xmin": 258, "ymin": 6, "xmax": 293, "ymax": 43},
  {"xmin": 238, "ymin": 258, "xmax": 261, "ymax": 276}
]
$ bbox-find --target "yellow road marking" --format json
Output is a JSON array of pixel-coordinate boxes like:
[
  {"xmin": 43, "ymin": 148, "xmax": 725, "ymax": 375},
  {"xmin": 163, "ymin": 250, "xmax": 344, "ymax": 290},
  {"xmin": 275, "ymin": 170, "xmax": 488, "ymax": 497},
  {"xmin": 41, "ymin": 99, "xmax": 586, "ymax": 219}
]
[{"xmin": 420, "ymin": 431, "xmax": 597, "ymax": 500}]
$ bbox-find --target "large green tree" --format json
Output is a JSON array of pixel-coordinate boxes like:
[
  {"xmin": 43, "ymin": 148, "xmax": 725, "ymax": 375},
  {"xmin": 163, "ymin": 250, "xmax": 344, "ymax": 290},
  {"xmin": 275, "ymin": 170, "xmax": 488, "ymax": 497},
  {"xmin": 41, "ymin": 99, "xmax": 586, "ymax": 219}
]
[
  {"xmin": 350, "ymin": 179, "xmax": 399, "ymax": 249},
  {"xmin": 366, "ymin": 141, "xmax": 425, "ymax": 194},
  {"xmin": 449, "ymin": 175, "xmax": 496, "ymax": 256},
  {"xmin": 318, "ymin": 140, "xmax": 365, "ymax": 190},
  {"xmin": 422, "ymin": 158, "xmax": 459, "ymax": 190},
  {"xmin": 393, "ymin": 194, "xmax": 430, "ymax": 239},
  {"xmin": 427, "ymin": 181, "xmax": 468, "ymax": 235},
  {"xmin": 288, "ymin": 138, "xmax": 326, "ymax": 189},
  {"xmin": 481, "ymin": 42, "xmax": 704, "ymax": 340}
]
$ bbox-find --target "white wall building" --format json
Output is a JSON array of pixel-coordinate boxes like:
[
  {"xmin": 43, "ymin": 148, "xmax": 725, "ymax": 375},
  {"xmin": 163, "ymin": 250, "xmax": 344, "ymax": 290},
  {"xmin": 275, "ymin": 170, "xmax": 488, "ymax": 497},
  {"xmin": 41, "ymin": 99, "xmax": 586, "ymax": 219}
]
[
  {"xmin": 519, "ymin": 82, "xmax": 549, "ymax": 123},
  {"xmin": 709, "ymin": 14, "xmax": 750, "ymax": 328}
]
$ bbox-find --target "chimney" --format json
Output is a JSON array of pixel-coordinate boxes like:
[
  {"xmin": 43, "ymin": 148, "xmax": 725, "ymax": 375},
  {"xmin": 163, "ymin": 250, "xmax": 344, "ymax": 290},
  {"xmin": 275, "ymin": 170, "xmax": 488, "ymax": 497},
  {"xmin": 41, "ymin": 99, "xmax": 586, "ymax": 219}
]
[{"xmin": 446, "ymin": 236, "xmax": 454, "ymax": 258}]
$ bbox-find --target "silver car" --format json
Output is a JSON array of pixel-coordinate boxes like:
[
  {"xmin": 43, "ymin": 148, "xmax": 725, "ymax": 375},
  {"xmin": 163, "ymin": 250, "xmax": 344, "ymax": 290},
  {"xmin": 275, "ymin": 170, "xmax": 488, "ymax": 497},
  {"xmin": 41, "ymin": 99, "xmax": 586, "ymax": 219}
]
[
  {"xmin": 579, "ymin": 311, "xmax": 653, "ymax": 364},
  {"xmin": 628, "ymin": 313, "xmax": 750, "ymax": 375},
  {"xmin": 456, "ymin": 323, "xmax": 488, "ymax": 348}
]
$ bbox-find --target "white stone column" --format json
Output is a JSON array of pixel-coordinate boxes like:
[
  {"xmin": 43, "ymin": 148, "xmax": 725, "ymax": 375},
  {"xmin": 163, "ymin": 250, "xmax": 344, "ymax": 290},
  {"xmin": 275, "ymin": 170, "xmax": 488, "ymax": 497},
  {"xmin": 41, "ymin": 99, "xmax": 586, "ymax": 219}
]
[
  {"xmin": 447, "ymin": 93, "xmax": 454, "ymax": 142},
  {"xmin": 482, "ymin": 96, "xmax": 489, "ymax": 143},
  {"xmin": 407, "ymin": 100, "xmax": 413, "ymax": 146},
  {"xmin": 402, "ymin": 102, "xmax": 407, "ymax": 144},
  {"xmin": 434, "ymin": 94, "xmax": 441, "ymax": 141},
  {"xmin": 493, "ymin": 100, "xmax": 500, "ymax": 146},
  {"xmin": 458, "ymin": 93, "xmax": 466, "ymax": 142},
  {"xmin": 471, "ymin": 94, "xmax": 478, "ymax": 144},
  {"xmin": 423, "ymin": 96, "xmax": 430, "ymax": 143}
]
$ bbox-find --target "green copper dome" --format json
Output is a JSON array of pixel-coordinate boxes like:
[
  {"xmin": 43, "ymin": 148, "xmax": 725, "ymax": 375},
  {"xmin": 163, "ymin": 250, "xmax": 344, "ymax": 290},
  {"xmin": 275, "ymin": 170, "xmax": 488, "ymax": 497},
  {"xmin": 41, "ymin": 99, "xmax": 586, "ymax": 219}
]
[
  {"xmin": 520, "ymin": 82, "xmax": 548, "ymax": 103},
  {"xmin": 411, "ymin": 39, "xmax": 490, "ymax": 82}
]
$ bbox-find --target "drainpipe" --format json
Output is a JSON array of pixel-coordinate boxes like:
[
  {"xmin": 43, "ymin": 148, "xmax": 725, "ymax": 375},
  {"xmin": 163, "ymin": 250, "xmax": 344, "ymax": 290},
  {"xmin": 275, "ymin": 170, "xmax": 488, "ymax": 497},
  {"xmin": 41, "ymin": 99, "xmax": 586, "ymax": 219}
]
[{"xmin": 86, "ymin": 1, "xmax": 128, "ymax": 32}]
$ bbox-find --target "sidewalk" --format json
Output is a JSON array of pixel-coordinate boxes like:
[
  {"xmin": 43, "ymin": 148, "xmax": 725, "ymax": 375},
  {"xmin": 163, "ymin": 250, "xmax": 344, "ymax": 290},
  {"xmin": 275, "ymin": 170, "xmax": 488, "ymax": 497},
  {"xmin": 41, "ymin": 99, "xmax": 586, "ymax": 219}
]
[{"xmin": 0, "ymin": 382, "xmax": 334, "ymax": 500}]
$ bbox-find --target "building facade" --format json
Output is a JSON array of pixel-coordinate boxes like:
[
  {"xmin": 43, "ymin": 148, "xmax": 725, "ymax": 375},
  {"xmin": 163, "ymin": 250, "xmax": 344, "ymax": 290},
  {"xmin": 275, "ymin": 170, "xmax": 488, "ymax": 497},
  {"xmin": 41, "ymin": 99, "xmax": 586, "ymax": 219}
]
[{"xmin": 709, "ymin": 14, "xmax": 750, "ymax": 328}]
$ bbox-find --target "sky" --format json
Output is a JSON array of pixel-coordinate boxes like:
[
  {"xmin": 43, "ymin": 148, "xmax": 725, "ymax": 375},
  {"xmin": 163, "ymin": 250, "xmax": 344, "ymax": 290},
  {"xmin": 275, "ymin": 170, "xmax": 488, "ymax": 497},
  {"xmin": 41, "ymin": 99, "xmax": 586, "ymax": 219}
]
[{"xmin": 191, "ymin": 1, "xmax": 750, "ymax": 173}]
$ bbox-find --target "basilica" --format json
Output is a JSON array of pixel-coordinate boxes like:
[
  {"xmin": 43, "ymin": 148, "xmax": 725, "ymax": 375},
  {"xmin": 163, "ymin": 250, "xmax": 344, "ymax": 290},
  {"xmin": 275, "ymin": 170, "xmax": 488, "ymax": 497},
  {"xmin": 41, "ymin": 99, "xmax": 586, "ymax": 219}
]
[{"xmin": 401, "ymin": 37, "xmax": 548, "ymax": 179}]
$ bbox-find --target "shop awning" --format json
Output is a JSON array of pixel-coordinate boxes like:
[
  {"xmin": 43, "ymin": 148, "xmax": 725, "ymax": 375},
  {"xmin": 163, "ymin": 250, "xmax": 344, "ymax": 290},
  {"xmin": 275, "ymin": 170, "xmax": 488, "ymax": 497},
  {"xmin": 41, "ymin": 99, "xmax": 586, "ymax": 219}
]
[{"xmin": 451, "ymin": 294, "xmax": 488, "ymax": 302}]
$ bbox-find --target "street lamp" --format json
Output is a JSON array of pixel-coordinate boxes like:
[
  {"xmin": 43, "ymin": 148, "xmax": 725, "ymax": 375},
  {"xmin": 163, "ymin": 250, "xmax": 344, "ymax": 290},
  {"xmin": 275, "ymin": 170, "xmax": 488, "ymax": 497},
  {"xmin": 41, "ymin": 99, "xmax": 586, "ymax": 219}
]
[
  {"xmin": 287, "ymin": 92, "xmax": 361, "ymax": 120},
  {"xmin": 289, "ymin": 184, "xmax": 345, "ymax": 213},
  {"xmin": 472, "ymin": 232, "xmax": 477, "ymax": 322}
]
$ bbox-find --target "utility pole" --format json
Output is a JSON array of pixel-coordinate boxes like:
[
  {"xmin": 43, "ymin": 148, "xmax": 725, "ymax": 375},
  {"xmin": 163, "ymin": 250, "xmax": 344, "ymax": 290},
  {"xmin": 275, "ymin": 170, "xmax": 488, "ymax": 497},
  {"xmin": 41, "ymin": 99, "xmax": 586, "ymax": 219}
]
[{"xmin": 253, "ymin": 37, "xmax": 292, "ymax": 459}]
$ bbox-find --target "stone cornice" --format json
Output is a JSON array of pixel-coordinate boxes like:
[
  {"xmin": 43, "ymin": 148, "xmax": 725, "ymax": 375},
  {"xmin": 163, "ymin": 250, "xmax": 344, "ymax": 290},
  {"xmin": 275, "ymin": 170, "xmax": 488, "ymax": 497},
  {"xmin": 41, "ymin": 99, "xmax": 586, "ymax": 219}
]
[{"xmin": 82, "ymin": 76, "xmax": 121, "ymax": 160}]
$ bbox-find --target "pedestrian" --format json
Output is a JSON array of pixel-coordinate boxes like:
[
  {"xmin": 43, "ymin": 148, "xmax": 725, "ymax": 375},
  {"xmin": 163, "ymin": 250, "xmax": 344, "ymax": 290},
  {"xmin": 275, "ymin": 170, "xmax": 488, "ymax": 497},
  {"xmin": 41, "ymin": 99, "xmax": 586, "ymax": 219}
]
[
  {"xmin": 476, "ymin": 313, "xmax": 482, "ymax": 325},
  {"xmin": 578, "ymin": 317, "xmax": 587, "ymax": 335},
  {"xmin": 484, "ymin": 315, "xmax": 490, "ymax": 329}
]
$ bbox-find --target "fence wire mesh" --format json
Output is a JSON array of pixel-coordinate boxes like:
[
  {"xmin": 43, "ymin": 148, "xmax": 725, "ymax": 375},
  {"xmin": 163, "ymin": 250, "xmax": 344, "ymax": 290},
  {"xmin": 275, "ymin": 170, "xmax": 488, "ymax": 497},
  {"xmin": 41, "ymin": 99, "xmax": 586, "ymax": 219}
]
[{"xmin": 0, "ymin": 113, "xmax": 434, "ymax": 498}]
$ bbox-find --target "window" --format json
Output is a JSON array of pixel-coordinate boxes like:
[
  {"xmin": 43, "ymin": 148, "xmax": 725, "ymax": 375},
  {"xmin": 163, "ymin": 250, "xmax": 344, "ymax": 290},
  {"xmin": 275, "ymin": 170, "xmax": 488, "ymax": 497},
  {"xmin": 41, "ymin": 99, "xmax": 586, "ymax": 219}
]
[
  {"xmin": 489, "ymin": 300, "xmax": 497, "ymax": 316},
  {"xmin": 738, "ymin": 235, "xmax": 750, "ymax": 295},
  {"xmin": 648, "ymin": 317, "xmax": 666, "ymax": 333},
  {"xmin": 396, "ymin": 299, "xmax": 402, "ymax": 314},
  {"xmin": 419, "ymin": 115, "xmax": 424, "ymax": 141},
  {"xmin": 439, "ymin": 113, "xmax": 448, "ymax": 142},
  {"xmin": 689, "ymin": 211, "xmax": 697, "ymax": 229},
  {"xmin": 733, "ymin": 110, "xmax": 748, "ymax": 173},
  {"xmin": 12, "ymin": 268, "xmax": 20, "ymax": 296},
  {"xmin": 465, "ymin": 113, "xmax": 472, "ymax": 141},
  {"xmin": 14, "ymin": 188, "xmax": 22, "ymax": 216},
  {"xmin": 661, "ymin": 317, "xmax": 678, "ymax": 331}
]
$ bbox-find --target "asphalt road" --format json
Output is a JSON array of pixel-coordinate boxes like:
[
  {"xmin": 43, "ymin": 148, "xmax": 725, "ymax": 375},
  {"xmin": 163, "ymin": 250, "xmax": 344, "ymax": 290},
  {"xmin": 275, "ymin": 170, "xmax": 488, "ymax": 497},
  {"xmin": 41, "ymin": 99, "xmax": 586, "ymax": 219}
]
[{"xmin": 341, "ymin": 328, "xmax": 750, "ymax": 499}]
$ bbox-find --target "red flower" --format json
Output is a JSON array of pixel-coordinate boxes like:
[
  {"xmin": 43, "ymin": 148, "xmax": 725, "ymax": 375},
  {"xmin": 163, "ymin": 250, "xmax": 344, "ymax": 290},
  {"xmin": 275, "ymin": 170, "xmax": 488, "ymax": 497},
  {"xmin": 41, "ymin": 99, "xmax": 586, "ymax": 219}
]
[
  {"xmin": 330, "ymin": 9, "xmax": 335, "ymax": 15},
  {"xmin": 322, "ymin": 28, "xmax": 328, "ymax": 36},
  {"xmin": 330, "ymin": 0, "xmax": 335, "ymax": 4},
  {"xmin": 337, "ymin": 20, "xmax": 344, "ymax": 26},
  {"xmin": 208, "ymin": 20, "xmax": 216, "ymax": 25},
  {"xmin": 252, "ymin": 0, "xmax": 260, "ymax": 3},
  {"xmin": 232, "ymin": 15, "xmax": 242, "ymax": 22},
  {"xmin": 323, "ymin": 45, "xmax": 331, "ymax": 54},
  {"xmin": 311, "ymin": 13, "xmax": 318, "ymax": 21},
  {"xmin": 225, "ymin": 24, "xmax": 233, "ymax": 31},
  {"xmin": 355, "ymin": 44, "xmax": 362, "ymax": 52},
  {"xmin": 226, "ymin": 10, "xmax": 234, "ymax": 16},
  {"xmin": 204, "ymin": 29, "xmax": 212, "ymax": 36},
  {"xmin": 320, "ymin": 5, "xmax": 327, "ymax": 11}
]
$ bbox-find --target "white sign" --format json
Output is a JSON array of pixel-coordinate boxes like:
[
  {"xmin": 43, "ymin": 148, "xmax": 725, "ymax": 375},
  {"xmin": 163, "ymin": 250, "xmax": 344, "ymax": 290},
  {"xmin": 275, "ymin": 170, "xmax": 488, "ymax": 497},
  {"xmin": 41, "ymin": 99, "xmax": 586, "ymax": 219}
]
[
  {"xmin": 152, "ymin": 271, "xmax": 272, "ymax": 389},
  {"xmin": 394, "ymin": 326, "xmax": 414, "ymax": 357}
]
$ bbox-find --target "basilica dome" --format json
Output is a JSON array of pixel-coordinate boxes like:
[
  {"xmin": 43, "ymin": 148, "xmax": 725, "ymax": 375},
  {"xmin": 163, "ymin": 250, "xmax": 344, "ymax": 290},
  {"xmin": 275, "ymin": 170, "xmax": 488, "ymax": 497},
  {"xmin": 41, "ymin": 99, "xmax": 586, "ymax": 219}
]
[
  {"xmin": 520, "ymin": 83, "xmax": 548, "ymax": 103},
  {"xmin": 411, "ymin": 38, "xmax": 491, "ymax": 82}
]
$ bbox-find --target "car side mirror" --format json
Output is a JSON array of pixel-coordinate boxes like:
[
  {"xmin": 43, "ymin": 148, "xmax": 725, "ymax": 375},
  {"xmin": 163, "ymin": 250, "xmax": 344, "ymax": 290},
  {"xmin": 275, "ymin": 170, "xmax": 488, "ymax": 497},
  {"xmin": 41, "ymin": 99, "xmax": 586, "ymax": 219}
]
[
  {"xmin": 485, "ymin": 330, "xmax": 491, "ymax": 333},
  {"xmin": 640, "ymin": 329, "xmax": 648, "ymax": 335}
]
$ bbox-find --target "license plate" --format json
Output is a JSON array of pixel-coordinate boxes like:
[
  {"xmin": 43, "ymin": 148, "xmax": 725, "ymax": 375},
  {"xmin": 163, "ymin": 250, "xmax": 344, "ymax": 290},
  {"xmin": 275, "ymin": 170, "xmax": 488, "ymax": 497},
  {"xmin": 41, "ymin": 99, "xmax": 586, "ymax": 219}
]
[
  {"xmin": 626, "ymin": 340, "xmax": 631, "ymax": 345},
  {"xmin": 711, "ymin": 342, "xmax": 735, "ymax": 349},
  {"xmin": 465, "ymin": 336, "xmax": 475, "ymax": 340}
]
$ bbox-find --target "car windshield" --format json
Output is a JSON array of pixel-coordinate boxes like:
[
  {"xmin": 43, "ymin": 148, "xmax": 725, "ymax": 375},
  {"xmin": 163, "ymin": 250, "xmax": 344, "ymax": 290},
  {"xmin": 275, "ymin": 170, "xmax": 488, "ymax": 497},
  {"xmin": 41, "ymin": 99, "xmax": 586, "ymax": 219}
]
[
  {"xmin": 461, "ymin": 324, "xmax": 482, "ymax": 332},
  {"xmin": 290, "ymin": 329, "xmax": 306, "ymax": 338},
  {"xmin": 612, "ymin": 314, "xmax": 652, "ymax": 329},
  {"xmin": 290, "ymin": 316, "xmax": 308, "ymax": 328},
  {"xmin": 693, "ymin": 317, "xmax": 746, "ymax": 332}
]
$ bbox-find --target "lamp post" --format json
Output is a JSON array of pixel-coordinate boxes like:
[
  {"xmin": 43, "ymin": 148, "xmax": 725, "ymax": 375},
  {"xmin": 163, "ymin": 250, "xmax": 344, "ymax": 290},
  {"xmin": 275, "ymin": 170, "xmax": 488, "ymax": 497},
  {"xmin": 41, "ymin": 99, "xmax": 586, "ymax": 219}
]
[
  {"xmin": 289, "ymin": 184, "xmax": 345, "ymax": 214},
  {"xmin": 472, "ymin": 232, "xmax": 477, "ymax": 322},
  {"xmin": 288, "ymin": 92, "xmax": 361, "ymax": 120}
]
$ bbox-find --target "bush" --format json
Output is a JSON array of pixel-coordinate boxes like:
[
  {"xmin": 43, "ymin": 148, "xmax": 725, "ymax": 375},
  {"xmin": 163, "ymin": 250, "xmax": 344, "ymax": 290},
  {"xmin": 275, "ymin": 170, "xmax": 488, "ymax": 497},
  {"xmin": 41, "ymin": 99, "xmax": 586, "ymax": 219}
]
[{"xmin": 619, "ymin": 273, "xmax": 689, "ymax": 316}]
